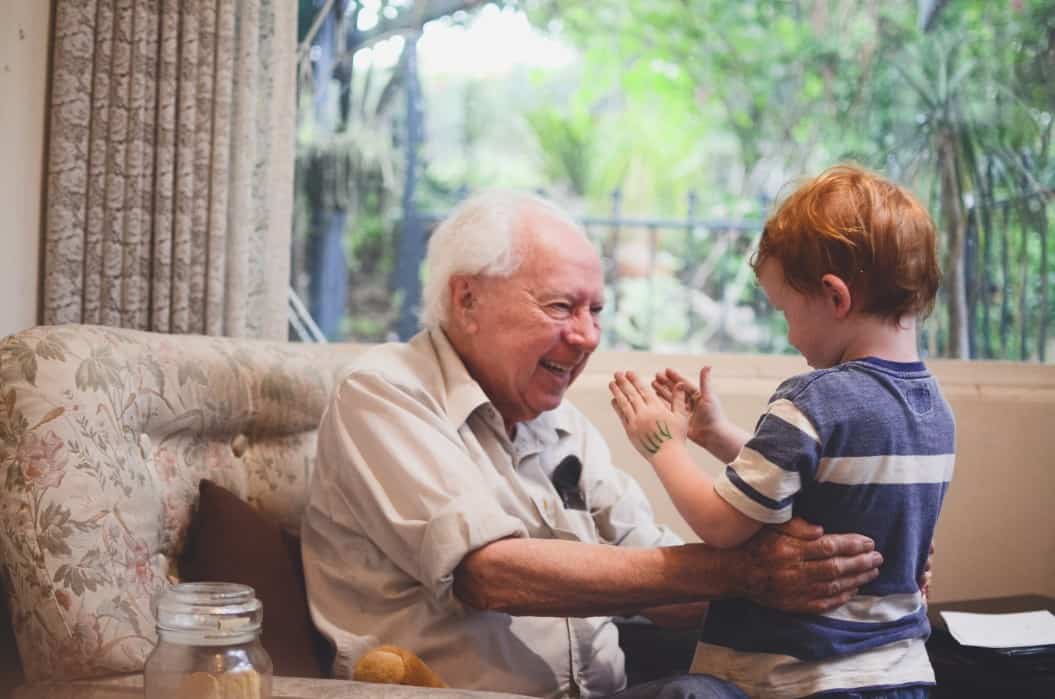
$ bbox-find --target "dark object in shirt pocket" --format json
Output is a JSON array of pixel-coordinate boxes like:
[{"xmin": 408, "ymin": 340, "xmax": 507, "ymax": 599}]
[{"xmin": 552, "ymin": 455, "xmax": 587, "ymax": 510}]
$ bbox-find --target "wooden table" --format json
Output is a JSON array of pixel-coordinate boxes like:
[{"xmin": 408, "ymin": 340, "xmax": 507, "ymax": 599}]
[{"xmin": 13, "ymin": 674, "xmax": 531, "ymax": 698}]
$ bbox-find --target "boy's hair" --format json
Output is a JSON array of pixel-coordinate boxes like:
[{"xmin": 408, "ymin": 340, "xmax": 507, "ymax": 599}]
[{"xmin": 752, "ymin": 164, "xmax": 940, "ymax": 320}]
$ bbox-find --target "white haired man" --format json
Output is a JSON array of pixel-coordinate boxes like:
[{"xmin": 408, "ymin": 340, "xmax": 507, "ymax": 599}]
[{"xmin": 301, "ymin": 190, "xmax": 883, "ymax": 698}]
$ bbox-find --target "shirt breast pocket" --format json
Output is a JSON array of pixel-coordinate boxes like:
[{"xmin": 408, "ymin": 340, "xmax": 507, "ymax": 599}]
[{"xmin": 546, "ymin": 504, "xmax": 599, "ymax": 542}]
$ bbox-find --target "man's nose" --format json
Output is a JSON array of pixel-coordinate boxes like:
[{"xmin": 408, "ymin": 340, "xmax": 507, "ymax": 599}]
[{"xmin": 566, "ymin": 312, "xmax": 601, "ymax": 350}]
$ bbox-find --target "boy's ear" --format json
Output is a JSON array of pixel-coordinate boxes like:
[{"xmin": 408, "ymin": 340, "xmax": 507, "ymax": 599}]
[
  {"xmin": 449, "ymin": 275, "xmax": 480, "ymax": 333},
  {"xmin": 821, "ymin": 274, "xmax": 852, "ymax": 319}
]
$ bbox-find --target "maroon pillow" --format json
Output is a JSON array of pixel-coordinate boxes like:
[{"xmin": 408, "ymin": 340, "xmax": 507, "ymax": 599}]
[{"xmin": 180, "ymin": 479, "xmax": 332, "ymax": 678}]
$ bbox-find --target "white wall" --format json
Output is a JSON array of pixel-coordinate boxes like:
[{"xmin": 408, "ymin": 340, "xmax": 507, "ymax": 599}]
[
  {"xmin": 0, "ymin": 1, "xmax": 51, "ymax": 338},
  {"xmin": 569, "ymin": 352, "xmax": 1055, "ymax": 604}
]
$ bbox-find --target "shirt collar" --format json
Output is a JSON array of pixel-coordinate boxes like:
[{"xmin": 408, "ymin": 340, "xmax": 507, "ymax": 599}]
[
  {"xmin": 426, "ymin": 327, "xmax": 576, "ymax": 444},
  {"xmin": 427, "ymin": 327, "xmax": 491, "ymax": 429},
  {"xmin": 515, "ymin": 407, "xmax": 566, "ymax": 455}
]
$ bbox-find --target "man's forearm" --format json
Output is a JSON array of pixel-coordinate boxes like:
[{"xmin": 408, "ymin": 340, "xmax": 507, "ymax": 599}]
[
  {"xmin": 454, "ymin": 521, "xmax": 884, "ymax": 618},
  {"xmin": 453, "ymin": 538, "xmax": 743, "ymax": 617}
]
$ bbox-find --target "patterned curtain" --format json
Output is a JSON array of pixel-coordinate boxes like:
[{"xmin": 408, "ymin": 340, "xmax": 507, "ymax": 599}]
[{"xmin": 43, "ymin": 0, "xmax": 296, "ymax": 339}]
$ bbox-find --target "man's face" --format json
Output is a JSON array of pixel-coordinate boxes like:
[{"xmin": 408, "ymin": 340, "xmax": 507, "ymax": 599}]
[
  {"xmin": 458, "ymin": 211, "xmax": 604, "ymax": 432},
  {"xmin": 757, "ymin": 257, "xmax": 839, "ymax": 369}
]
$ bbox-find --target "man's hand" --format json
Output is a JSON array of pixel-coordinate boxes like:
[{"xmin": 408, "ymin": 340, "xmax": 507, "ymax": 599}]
[
  {"xmin": 737, "ymin": 517, "xmax": 883, "ymax": 614},
  {"xmin": 921, "ymin": 541, "xmax": 935, "ymax": 602}
]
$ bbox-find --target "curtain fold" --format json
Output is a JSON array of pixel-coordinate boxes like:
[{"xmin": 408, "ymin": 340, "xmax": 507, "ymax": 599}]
[{"xmin": 43, "ymin": 0, "xmax": 295, "ymax": 339}]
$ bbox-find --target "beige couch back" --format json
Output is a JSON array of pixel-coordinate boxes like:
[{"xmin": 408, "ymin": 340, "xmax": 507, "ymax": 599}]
[{"xmin": 0, "ymin": 325, "xmax": 357, "ymax": 682}]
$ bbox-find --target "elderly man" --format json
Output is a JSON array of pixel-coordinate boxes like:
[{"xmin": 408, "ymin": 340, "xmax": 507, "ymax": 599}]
[{"xmin": 301, "ymin": 190, "xmax": 882, "ymax": 698}]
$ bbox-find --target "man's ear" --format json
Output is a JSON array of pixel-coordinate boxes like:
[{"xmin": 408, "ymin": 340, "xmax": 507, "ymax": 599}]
[
  {"xmin": 821, "ymin": 273, "xmax": 852, "ymax": 319},
  {"xmin": 449, "ymin": 275, "xmax": 480, "ymax": 333}
]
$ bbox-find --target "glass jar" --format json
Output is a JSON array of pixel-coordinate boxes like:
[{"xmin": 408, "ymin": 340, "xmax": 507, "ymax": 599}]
[{"xmin": 144, "ymin": 582, "xmax": 273, "ymax": 698}]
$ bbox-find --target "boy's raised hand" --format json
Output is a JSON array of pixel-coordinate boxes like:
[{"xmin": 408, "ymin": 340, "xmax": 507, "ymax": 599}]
[
  {"xmin": 653, "ymin": 367, "xmax": 725, "ymax": 449},
  {"xmin": 609, "ymin": 370, "xmax": 689, "ymax": 460}
]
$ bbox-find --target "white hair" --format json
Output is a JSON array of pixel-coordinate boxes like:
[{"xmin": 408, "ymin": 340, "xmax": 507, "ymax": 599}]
[{"xmin": 419, "ymin": 189, "xmax": 586, "ymax": 329}]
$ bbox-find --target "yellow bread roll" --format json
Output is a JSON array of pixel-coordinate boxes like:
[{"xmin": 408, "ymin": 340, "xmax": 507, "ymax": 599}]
[{"xmin": 353, "ymin": 645, "xmax": 448, "ymax": 688}]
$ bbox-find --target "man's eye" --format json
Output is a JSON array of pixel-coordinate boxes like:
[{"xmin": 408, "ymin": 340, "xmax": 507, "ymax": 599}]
[
  {"xmin": 549, "ymin": 303, "xmax": 572, "ymax": 314},
  {"xmin": 590, "ymin": 306, "xmax": 604, "ymax": 316}
]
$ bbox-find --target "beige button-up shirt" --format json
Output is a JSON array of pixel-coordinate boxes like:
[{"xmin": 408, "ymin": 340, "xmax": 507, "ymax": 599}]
[{"xmin": 301, "ymin": 329, "xmax": 680, "ymax": 698}]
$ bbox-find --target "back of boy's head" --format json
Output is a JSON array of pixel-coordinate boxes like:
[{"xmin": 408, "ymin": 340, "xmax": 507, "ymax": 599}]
[{"xmin": 752, "ymin": 164, "xmax": 940, "ymax": 321}]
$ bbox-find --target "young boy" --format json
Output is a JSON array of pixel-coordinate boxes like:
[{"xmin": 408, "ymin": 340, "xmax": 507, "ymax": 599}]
[{"xmin": 609, "ymin": 164, "xmax": 955, "ymax": 698}]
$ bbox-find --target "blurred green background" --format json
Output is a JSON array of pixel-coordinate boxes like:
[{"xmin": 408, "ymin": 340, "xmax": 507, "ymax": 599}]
[{"xmin": 292, "ymin": 0, "xmax": 1055, "ymax": 362}]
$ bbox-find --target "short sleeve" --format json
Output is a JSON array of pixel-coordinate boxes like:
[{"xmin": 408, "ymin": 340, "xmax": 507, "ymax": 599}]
[
  {"xmin": 312, "ymin": 372, "xmax": 529, "ymax": 598},
  {"xmin": 714, "ymin": 398, "xmax": 821, "ymax": 523}
]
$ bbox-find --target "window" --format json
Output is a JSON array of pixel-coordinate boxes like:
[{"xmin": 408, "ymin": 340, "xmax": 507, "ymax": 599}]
[{"xmin": 291, "ymin": 0, "xmax": 1054, "ymax": 362}]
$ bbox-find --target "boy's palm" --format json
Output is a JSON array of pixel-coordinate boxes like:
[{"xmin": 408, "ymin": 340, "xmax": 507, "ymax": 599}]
[
  {"xmin": 609, "ymin": 371, "xmax": 689, "ymax": 459},
  {"xmin": 653, "ymin": 367, "xmax": 725, "ymax": 448}
]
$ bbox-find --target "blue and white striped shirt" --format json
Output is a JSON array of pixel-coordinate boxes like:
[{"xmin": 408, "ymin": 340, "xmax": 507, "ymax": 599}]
[{"xmin": 693, "ymin": 357, "xmax": 955, "ymax": 697}]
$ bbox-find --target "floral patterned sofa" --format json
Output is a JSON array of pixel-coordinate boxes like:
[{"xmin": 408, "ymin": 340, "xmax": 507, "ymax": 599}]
[{"xmin": 0, "ymin": 325, "xmax": 526, "ymax": 697}]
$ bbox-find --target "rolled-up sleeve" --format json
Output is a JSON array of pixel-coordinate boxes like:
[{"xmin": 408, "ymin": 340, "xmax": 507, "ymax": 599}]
[{"xmin": 314, "ymin": 372, "xmax": 528, "ymax": 598}]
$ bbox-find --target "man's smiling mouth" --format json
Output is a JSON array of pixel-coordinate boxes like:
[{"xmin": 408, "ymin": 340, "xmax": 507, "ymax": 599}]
[{"xmin": 539, "ymin": 358, "xmax": 573, "ymax": 376}]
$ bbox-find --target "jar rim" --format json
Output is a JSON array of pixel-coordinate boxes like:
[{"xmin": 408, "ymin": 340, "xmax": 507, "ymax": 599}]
[
  {"xmin": 163, "ymin": 581, "xmax": 257, "ymax": 604},
  {"xmin": 154, "ymin": 582, "xmax": 263, "ymax": 640}
]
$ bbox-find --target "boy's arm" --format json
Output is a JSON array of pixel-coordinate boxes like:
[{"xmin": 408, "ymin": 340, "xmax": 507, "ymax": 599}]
[
  {"xmin": 650, "ymin": 441, "xmax": 762, "ymax": 548},
  {"xmin": 653, "ymin": 367, "xmax": 751, "ymax": 463},
  {"xmin": 610, "ymin": 371, "xmax": 762, "ymax": 548}
]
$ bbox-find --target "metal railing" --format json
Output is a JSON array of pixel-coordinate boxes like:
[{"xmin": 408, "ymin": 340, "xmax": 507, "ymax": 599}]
[{"xmin": 288, "ymin": 287, "xmax": 328, "ymax": 343}]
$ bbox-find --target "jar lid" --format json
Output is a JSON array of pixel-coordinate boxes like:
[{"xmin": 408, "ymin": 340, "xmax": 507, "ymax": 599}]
[{"xmin": 155, "ymin": 582, "xmax": 263, "ymax": 644}]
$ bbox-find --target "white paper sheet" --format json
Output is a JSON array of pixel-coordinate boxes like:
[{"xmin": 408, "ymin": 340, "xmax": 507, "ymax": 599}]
[{"xmin": 940, "ymin": 609, "xmax": 1055, "ymax": 649}]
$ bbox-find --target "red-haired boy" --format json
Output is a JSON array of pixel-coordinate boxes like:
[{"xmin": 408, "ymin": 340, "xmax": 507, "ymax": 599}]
[{"xmin": 610, "ymin": 165, "xmax": 954, "ymax": 698}]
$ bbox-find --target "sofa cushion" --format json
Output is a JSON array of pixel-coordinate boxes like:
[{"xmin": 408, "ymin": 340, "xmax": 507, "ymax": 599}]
[{"xmin": 180, "ymin": 479, "xmax": 330, "ymax": 678}]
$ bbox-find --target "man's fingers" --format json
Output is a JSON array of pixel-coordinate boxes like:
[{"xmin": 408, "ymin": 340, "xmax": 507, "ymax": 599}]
[
  {"xmin": 921, "ymin": 541, "xmax": 935, "ymax": 600},
  {"xmin": 805, "ymin": 588, "xmax": 859, "ymax": 614},
  {"xmin": 808, "ymin": 566, "xmax": 881, "ymax": 595},
  {"xmin": 801, "ymin": 533, "xmax": 877, "ymax": 561},
  {"xmin": 803, "ymin": 550, "xmax": 883, "ymax": 584},
  {"xmin": 789, "ymin": 567, "xmax": 880, "ymax": 614}
]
